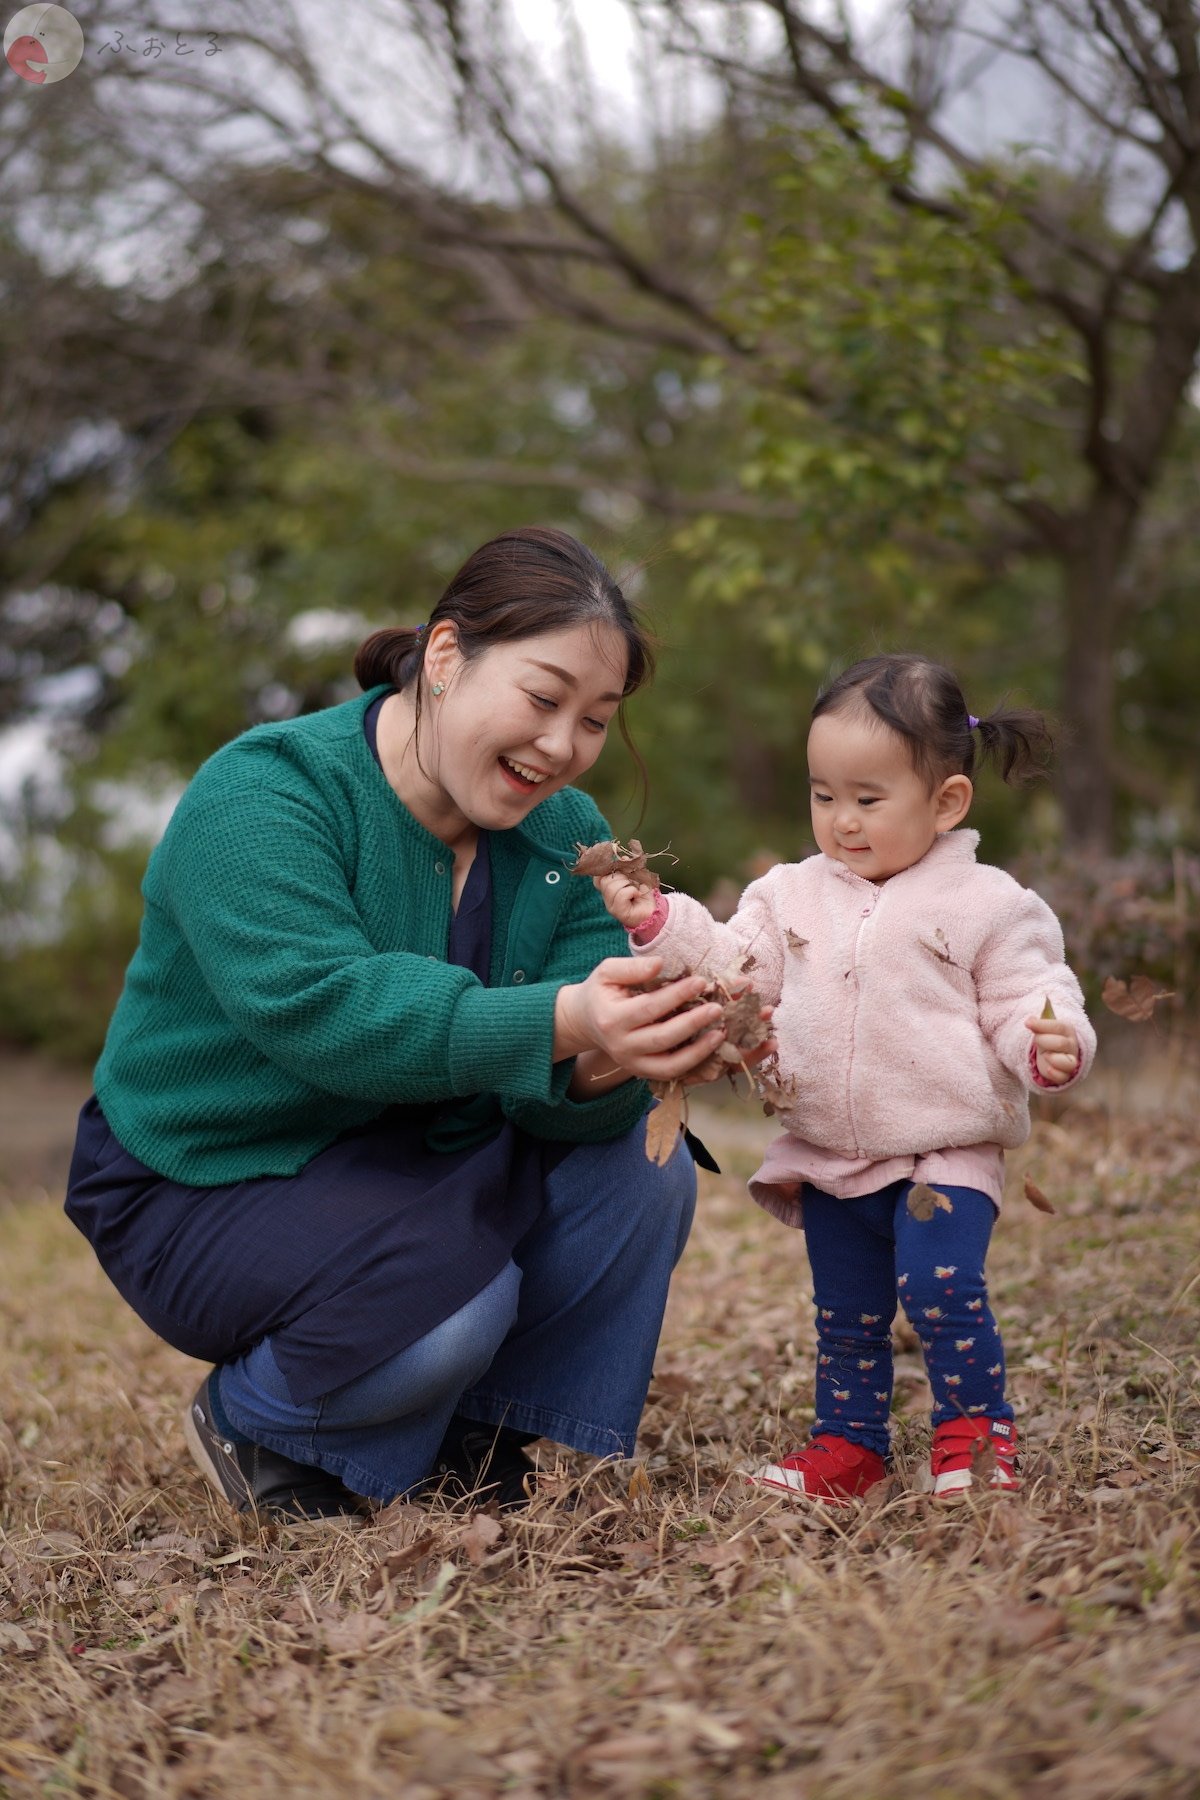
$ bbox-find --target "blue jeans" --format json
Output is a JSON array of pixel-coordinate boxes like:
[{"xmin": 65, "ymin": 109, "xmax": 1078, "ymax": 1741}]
[
  {"xmin": 217, "ymin": 1124, "xmax": 697, "ymax": 1502},
  {"xmin": 802, "ymin": 1181, "xmax": 1014, "ymax": 1459}
]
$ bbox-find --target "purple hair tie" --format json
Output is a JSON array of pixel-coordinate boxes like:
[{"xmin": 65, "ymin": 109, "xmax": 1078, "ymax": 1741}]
[
  {"xmin": 414, "ymin": 623, "xmax": 425, "ymax": 638},
  {"xmin": 967, "ymin": 714, "xmax": 980, "ymax": 730}
]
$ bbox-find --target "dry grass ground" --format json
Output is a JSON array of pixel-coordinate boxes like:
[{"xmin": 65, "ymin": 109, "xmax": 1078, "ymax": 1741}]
[{"xmin": 2, "ymin": 1069, "xmax": 1199, "ymax": 1800}]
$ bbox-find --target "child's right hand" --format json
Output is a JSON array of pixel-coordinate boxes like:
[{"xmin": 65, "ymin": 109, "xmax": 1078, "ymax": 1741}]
[{"xmin": 594, "ymin": 870, "xmax": 660, "ymax": 932}]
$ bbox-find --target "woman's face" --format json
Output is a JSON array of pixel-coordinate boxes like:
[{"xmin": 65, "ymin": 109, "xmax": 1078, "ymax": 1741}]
[{"xmin": 423, "ymin": 620, "xmax": 629, "ymax": 829}]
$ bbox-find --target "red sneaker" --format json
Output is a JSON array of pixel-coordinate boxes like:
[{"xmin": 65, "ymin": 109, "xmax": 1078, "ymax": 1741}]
[
  {"xmin": 931, "ymin": 1416, "xmax": 1019, "ymax": 1496},
  {"xmin": 750, "ymin": 1433, "xmax": 887, "ymax": 1505}
]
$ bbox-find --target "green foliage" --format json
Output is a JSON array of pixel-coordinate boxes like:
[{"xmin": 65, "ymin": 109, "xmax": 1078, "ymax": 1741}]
[{"xmin": 1, "ymin": 125, "xmax": 1197, "ymax": 1058}]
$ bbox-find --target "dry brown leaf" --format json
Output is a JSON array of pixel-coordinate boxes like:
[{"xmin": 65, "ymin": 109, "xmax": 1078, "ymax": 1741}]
[
  {"xmin": 1041, "ymin": 996, "xmax": 1056, "ymax": 1019},
  {"xmin": 784, "ymin": 928, "xmax": 809, "ymax": 953},
  {"xmin": 993, "ymin": 1605, "xmax": 1065, "ymax": 1648},
  {"xmin": 1023, "ymin": 1175, "xmax": 1056, "ymax": 1215},
  {"xmin": 645, "ymin": 1084, "xmax": 685, "ymax": 1165},
  {"xmin": 1150, "ymin": 1699, "xmax": 1200, "ymax": 1770},
  {"xmin": 627, "ymin": 1466, "xmax": 652, "ymax": 1504},
  {"xmin": 461, "ymin": 1513, "xmax": 504, "ymax": 1567},
  {"xmin": 321, "ymin": 1612, "xmax": 391, "ymax": 1657},
  {"xmin": 1101, "ymin": 974, "xmax": 1175, "ymax": 1022},
  {"xmin": 570, "ymin": 838, "xmax": 671, "ymax": 892},
  {"xmin": 906, "ymin": 1183, "xmax": 954, "ymax": 1221}
]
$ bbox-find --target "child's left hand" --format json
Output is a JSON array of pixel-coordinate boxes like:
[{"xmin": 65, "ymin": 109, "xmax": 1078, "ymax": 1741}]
[{"xmin": 1025, "ymin": 1015, "xmax": 1080, "ymax": 1086}]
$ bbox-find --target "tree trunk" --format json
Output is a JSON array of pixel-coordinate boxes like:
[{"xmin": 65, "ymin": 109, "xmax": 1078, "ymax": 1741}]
[{"xmin": 1055, "ymin": 487, "xmax": 1138, "ymax": 854}]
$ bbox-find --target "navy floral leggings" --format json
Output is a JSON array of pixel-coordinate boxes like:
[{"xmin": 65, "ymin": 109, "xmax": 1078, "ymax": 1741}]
[{"xmin": 801, "ymin": 1180, "xmax": 1014, "ymax": 1459}]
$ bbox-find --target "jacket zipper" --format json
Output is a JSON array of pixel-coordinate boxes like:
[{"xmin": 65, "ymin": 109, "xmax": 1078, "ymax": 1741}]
[{"xmin": 844, "ymin": 893, "xmax": 876, "ymax": 1155}]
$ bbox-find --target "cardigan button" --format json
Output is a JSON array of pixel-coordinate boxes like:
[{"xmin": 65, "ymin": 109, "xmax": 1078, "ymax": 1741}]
[
  {"xmin": 512, "ymin": 969, "xmax": 526, "ymax": 984},
  {"xmin": 434, "ymin": 861, "xmax": 446, "ymax": 876}
]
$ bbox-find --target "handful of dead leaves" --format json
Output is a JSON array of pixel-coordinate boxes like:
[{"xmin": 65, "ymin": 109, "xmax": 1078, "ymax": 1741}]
[{"xmin": 571, "ymin": 840, "xmax": 793, "ymax": 1164}]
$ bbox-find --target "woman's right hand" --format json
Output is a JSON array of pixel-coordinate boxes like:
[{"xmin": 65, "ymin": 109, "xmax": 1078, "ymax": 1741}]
[{"xmin": 553, "ymin": 956, "xmax": 725, "ymax": 1083}]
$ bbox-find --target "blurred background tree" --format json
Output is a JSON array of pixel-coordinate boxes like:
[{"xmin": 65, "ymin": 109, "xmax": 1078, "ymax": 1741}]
[{"xmin": 1, "ymin": 0, "xmax": 1196, "ymax": 1059}]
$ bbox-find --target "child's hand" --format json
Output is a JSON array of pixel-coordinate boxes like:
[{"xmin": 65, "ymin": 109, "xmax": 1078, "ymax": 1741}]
[
  {"xmin": 594, "ymin": 870, "xmax": 659, "ymax": 932},
  {"xmin": 1025, "ymin": 1015, "xmax": 1080, "ymax": 1086}
]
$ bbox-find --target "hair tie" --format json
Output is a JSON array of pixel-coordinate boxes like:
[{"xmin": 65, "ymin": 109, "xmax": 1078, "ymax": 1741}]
[
  {"xmin": 967, "ymin": 714, "xmax": 980, "ymax": 730},
  {"xmin": 414, "ymin": 623, "xmax": 425, "ymax": 639}
]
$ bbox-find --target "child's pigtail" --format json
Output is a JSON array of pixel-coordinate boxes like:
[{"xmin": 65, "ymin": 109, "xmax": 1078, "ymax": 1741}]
[{"xmin": 973, "ymin": 706, "xmax": 1055, "ymax": 785}]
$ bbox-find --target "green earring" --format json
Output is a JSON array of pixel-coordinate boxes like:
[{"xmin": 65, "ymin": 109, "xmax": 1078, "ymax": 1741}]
[{"xmin": 432, "ymin": 682, "xmax": 445, "ymax": 696}]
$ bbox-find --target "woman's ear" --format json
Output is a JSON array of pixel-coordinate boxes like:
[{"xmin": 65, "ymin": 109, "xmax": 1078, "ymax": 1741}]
[
  {"xmin": 423, "ymin": 621, "xmax": 461, "ymax": 694},
  {"xmin": 934, "ymin": 773, "xmax": 973, "ymax": 832}
]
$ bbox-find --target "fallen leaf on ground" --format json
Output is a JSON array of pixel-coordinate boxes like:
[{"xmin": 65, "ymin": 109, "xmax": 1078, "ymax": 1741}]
[
  {"xmin": 1150, "ymin": 1698, "xmax": 1200, "ymax": 1769},
  {"xmin": 461, "ymin": 1513, "xmax": 503, "ymax": 1567}
]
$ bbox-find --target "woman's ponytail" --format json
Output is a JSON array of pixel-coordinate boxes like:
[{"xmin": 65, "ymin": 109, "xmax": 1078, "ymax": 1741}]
[
  {"xmin": 974, "ymin": 706, "xmax": 1056, "ymax": 785},
  {"xmin": 353, "ymin": 627, "xmax": 424, "ymax": 693}
]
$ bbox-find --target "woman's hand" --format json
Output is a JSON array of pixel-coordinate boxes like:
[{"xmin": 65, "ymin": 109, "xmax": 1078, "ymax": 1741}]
[
  {"xmin": 593, "ymin": 871, "xmax": 660, "ymax": 932},
  {"xmin": 554, "ymin": 956, "xmax": 726, "ymax": 1083}
]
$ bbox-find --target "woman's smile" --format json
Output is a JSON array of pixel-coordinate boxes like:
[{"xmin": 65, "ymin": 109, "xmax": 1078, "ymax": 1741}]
[{"xmin": 498, "ymin": 755, "xmax": 551, "ymax": 792}]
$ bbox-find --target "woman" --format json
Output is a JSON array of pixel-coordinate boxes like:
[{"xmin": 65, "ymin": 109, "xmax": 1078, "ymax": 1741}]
[{"xmin": 65, "ymin": 527, "xmax": 727, "ymax": 1520}]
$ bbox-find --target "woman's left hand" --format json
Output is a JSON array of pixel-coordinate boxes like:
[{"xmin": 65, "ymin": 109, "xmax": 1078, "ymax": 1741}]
[{"xmin": 554, "ymin": 955, "xmax": 729, "ymax": 1083}]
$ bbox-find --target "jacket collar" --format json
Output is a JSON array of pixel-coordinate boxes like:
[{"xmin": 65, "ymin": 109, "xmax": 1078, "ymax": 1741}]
[{"xmin": 823, "ymin": 828, "xmax": 980, "ymax": 891}]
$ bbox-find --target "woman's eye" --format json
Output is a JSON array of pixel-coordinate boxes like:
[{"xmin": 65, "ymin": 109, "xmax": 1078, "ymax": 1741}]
[
  {"xmin": 529, "ymin": 693, "xmax": 556, "ymax": 710},
  {"xmin": 584, "ymin": 716, "xmax": 609, "ymax": 734}
]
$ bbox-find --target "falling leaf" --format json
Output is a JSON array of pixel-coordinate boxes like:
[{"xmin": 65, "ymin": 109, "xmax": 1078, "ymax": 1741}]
[
  {"xmin": 784, "ymin": 928, "xmax": 809, "ymax": 953},
  {"xmin": 644, "ymin": 1084, "xmax": 685, "ymax": 1165},
  {"xmin": 1101, "ymin": 975, "xmax": 1175, "ymax": 1022},
  {"xmin": 906, "ymin": 1183, "xmax": 954, "ymax": 1221},
  {"xmin": 1041, "ymin": 996, "xmax": 1056, "ymax": 1020},
  {"xmin": 1023, "ymin": 1176, "xmax": 1056, "ymax": 1215}
]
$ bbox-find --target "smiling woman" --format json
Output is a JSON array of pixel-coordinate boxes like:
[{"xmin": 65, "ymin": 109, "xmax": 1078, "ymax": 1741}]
[{"xmin": 63, "ymin": 527, "xmax": 722, "ymax": 1520}]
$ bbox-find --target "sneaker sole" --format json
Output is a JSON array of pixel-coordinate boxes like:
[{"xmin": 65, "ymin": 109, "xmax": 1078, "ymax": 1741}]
[
  {"xmin": 932, "ymin": 1471, "xmax": 1020, "ymax": 1497},
  {"xmin": 745, "ymin": 1467, "xmax": 861, "ymax": 1506}
]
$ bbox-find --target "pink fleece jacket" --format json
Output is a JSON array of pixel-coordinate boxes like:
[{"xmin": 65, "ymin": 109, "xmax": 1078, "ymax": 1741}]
[{"xmin": 633, "ymin": 830, "xmax": 1095, "ymax": 1221}]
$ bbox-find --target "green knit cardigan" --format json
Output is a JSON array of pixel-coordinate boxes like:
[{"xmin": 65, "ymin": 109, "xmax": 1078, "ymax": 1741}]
[{"xmin": 94, "ymin": 688, "xmax": 650, "ymax": 1185}]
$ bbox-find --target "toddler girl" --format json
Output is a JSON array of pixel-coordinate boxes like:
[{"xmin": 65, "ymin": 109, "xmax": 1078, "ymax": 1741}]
[{"xmin": 597, "ymin": 654, "xmax": 1095, "ymax": 1500}]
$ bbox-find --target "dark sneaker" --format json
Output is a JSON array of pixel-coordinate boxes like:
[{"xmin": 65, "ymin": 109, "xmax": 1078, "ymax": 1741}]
[
  {"xmin": 430, "ymin": 1414, "xmax": 538, "ymax": 1510},
  {"xmin": 184, "ymin": 1374, "xmax": 367, "ymax": 1521}
]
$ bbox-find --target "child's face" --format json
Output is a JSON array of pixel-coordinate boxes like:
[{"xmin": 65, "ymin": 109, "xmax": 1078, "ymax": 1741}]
[{"xmin": 807, "ymin": 708, "xmax": 972, "ymax": 882}]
